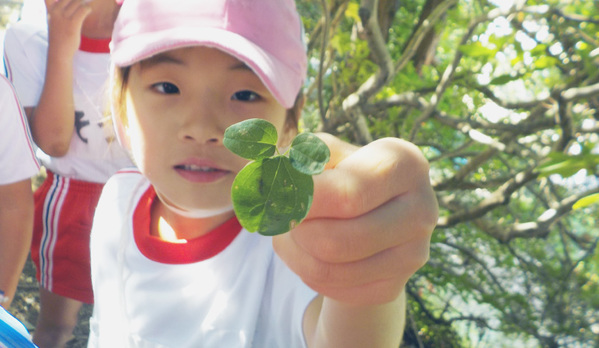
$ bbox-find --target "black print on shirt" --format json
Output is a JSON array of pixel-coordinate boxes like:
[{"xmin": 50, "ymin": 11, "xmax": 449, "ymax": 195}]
[
  {"xmin": 97, "ymin": 119, "xmax": 116, "ymax": 143},
  {"xmin": 75, "ymin": 110, "xmax": 90, "ymax": 143}
]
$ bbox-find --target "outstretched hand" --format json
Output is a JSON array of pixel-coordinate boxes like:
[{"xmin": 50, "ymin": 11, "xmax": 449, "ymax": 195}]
[{"xmin": 273, "ymin": 134, "xmax": 438, "ymax": 306}]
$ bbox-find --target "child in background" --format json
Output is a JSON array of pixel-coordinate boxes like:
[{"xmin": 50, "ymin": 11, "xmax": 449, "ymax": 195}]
[
  {"xmin": 0, "ymin": 74, "xmax": 40, "ymax": 310},
  {"xmin": 89, "ymin": 0, "xmax": 438, "ymax": 347},
  {"xmin": 3, "ymin": 0, "xmax": 132, "ymax": 346}
]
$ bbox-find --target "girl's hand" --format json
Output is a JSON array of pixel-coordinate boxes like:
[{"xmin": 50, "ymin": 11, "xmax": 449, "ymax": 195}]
[
  {"xmin": 273, "ymin": 134, "xmax": 438, "ymax": 306},
  {"xmin": 45, "ymin": 0, "xmax": 91, "ymax": 57}
]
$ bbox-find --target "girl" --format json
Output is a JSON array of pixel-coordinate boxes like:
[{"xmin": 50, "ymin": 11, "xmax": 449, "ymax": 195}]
[
  {"xmin": 89, "ymin": 0, "xmax": 438, "ymax": 347},
  {"xmin": 4, "ymin": 0, "xmax": 132, "ymax": 346}
]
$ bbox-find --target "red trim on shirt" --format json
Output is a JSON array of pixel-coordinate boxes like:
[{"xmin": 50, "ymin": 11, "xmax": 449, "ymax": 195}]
[
  {"xmin": 133, "ymin": 185, "xmax": 242, "ymax": 264},
  {"xmin": 116, "ymin": 167, "xmax": 141, "ymax": 175},
  {"xmin": 79, "ymin": 36, "xmax": 111, "ymax": 53}
]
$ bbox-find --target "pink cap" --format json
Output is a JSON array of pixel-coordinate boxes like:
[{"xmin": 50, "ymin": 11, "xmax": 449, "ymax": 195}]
[{"xmin": 111, "ymin": 0, "xmax": 307, "ymax": 109}]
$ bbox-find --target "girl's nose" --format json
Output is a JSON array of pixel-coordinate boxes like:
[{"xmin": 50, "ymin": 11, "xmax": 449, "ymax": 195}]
[
  {"xmin": 182, "ymin": 133, "xmax": 220, "ymax": 143},
  {"xmin": 177, "ymin": 97, "xmax": 226, "ymax": 145},
  {"xmin": 179, "ymin": 117, "xmax": 224, "ymax": 144}
]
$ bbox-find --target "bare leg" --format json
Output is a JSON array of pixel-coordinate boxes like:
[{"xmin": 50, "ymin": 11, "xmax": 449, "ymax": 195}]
[{"xmin": 32, "ymin": 287, "xmax": 83, "ymax": 348}]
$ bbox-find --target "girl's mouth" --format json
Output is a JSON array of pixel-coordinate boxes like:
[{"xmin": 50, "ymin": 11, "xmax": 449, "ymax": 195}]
[
  {"xmin": 174, "ymin": 164, "xmax": 231, "ymax": 183},
  {"xmin": 176, "ymin": 164, "xmax": 220, "ymax": 172}
]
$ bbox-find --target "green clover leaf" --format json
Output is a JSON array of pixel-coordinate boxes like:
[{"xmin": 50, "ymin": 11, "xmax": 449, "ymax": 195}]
[
  {"xmin": 289, "ymin": 132, "xmax": 330, "ymax": 175},
  {"xmin": 224, "ymin": 118, "xmax": 330, "ymax": 235},
  {"xmin": 223, "ymin": 118, "xmax": 278, "ymax": 160},
  {"xmin": 231, "ymin": 157, "xmax": 313, "ymax": 236}
]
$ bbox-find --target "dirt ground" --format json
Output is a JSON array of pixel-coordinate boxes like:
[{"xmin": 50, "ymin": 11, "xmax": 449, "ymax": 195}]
[{"xmin": 8, "ymin": 255, "xmax": 91, "ymax": 348}]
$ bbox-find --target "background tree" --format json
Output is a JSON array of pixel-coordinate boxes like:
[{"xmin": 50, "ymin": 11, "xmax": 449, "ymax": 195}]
[
  {"xmin": 1, "ymin": 0, "xmax": 598, "ymax": 347},
  {"xmin": 0, "ymin": 0, "xmax": 21, "ymax": 29},
  {"xmin": 298, "ymin": 0, "xmax": 599, "ymax": 346}
]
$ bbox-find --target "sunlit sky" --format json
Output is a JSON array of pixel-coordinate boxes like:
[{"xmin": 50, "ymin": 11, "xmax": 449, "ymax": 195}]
[{"xmin": 489, "ymin": 0, "xmax": 516, "ymax": 11}]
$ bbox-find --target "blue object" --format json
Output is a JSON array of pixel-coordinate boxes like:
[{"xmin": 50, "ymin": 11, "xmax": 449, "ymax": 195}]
[{"xmin": 0, "ymin": 306, "xmax": 37, "ymax": 348}]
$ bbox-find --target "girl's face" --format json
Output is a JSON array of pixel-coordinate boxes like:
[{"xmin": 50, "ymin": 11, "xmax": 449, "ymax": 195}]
[{"xmin": 122, "ymin": 46, "xmax": 296, "ymax": 214}]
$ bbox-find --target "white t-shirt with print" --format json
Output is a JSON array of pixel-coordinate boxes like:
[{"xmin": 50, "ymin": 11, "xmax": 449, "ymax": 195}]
[
  {"xmin": 88, "ymin": 170, "xmax": 317, "ymax": 348},
  {"xmin": 3, "ymin": 21, "xmax": 132, "ymax": 183}
]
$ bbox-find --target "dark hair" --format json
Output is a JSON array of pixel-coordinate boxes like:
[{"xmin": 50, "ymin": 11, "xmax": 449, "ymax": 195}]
[
  {"xmin": 111, "ymin": 64, "xmax": 303, "ymax": 138},
  {"xmin": 111, "ymin": 65, "xmax": 131, "ymax": 128}
]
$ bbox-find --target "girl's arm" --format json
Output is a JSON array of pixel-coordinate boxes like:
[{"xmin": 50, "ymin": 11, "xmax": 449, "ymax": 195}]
[
  {"xmin": 273, "ymin": 135, "xmax": 437, "ymax": 347},
  {"xmin": 27, "ymin": 0, "xmax": 91, "ymax": 157},
  {"xmin": 303, "ymin": 293, "xmax": 406, "ymax": 348}
]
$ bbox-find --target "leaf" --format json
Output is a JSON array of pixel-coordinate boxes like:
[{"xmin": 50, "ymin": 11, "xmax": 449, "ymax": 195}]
[
  {"xmin": 224, "ymin": 119, "xmax": 329, "ymax": 236},
  {"xmin": 223, "ymin": 118, "xmax": 277, "ymax": 160},
  {"xmin": 289, "ymin": 133, "xmax": 330, "ymax": 175},
  {"xmin": 345, "ymin": 2, "xmax": 360, "ymax": 22},
  {"xmin": 231, "ymin": 157, "xmax": 313, "ymax": 236},
  {"xmin": 538, "ymin": 152, "xmax": 599, "ymax": 178},
  {"xmin": 573, "ymin": 193, "xmax": 599, "ymax": 210},
  {"xmin": 530, "ymin": 44, "xmax": 548, "ymax": 56},
  {"xmin": 533, "ymin": 56, "xmax": 559, "ymax": 69},
  {"xmin": 537, "ymin": 160, "xmax": 583, "ymax": 178},
  {"xmin": 459, "ymin": 42, "xmax": 495, "ymax": 58},
  {"xmin": 489, "ymin": 73, "xmax": 521, "ymax": 86}
]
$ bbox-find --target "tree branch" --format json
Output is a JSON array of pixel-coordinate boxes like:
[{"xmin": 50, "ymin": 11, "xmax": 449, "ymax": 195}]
[
  {"xmin": 475, "ymin": 85, "xmax": 551, "ymax": 110},
  {"xmin": 408, "ymin": 1, "xmax": 528, "ymax": 140},
  {"xmin": 317, "ymin": 0, "xmax": 331, "ymax": 125},
  {"xmin": 495, "ymin": 186, "xmax": 599, "ymax": 242},
  {"xmin": 395, "ymin": 0, "xmax": 459, "ymax": 75},
  {"xmin": 551, "ymin": 7, "xmax": 599, "ymax": 24},
  {"xmin": 561, "ymin": 82, "xmax": 599, "ymax": 102},
  {"xmin": 437, "ymin": 168, "xmax": 540, "ymax": 228}
]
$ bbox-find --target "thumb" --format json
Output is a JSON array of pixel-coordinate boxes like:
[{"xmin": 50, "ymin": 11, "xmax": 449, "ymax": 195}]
[
  {"xmin": 306, "ymin": 136, "xmax": 430, "ymax": 220},
  {"xmin": 305, "ymin": 133, "xmax": 361, "ymax": 220},
  {"xmin": 315, "ymin": 133, "xmax": 358, "ymax": 170}
]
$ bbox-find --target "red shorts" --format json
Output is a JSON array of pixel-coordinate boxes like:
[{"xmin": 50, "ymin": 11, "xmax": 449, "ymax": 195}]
[{"xmin": 31, "ymin": 171, "xmax": 104, "ymax": 304}]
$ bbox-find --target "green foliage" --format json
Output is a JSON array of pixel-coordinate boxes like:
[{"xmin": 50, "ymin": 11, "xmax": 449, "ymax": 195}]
[
  {"xmin": 223, "ymin": 118, "xmax": 278, "ymax": 160},
  {"xmin": 298, "ymin": 0, "xmax": 599, "ymax": 346},
  {"xmin": 289, "ymin": 133, "xmax": 331, "ymax": 175},
  {"xmin": 230, "ymin": 158, "xmax": 313, "ymax": 236},
  {"xmin": 538, "ymin": 147, "xmax": 599, "ymax": 178},
  {"xmin": 573, "ymin": 193, "xmax": 599, "ymax": 210},
  {"xmin": 224, "ymin": 119, "xmax": 330, "ymax": 236},
  {"xmin": 459, "ymin": 42, "xmax": 496, "ymax": 59}
]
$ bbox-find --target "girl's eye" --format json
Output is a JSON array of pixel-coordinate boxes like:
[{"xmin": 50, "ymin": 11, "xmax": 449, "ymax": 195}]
[
  {"xmin": 152, "ymin": 82, "xmax": 180, "ymax": 94},
  {"xmin": 232, "ymin": 90, "xmax": 260, "ymax": 102}
]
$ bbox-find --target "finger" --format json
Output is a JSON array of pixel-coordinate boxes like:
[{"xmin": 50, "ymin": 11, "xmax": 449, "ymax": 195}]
[
  {"xmin": 46, "ymin": 0, "xmax": 78, "ymax": 13},
  {"xmin": 273, "ymin": 230, "xmax": 430, "ymax": 291},
  {"xmin": 63, "ymin": 0, "xmax": 91, "ymax": 19},
  {"xmin": 290, "ymin": 187, "xmax": 437, "ymax": 264},
  {"xmin": 45, "ymin": 0, "xmax": 54, "ymax": 11},
  {"xmin": 307, "ymin": 137, "xmax": 432, "ymax": 220},
  {"xmin": 314, "ymin": 133, "xmax": 358, "ymax": 170}
]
